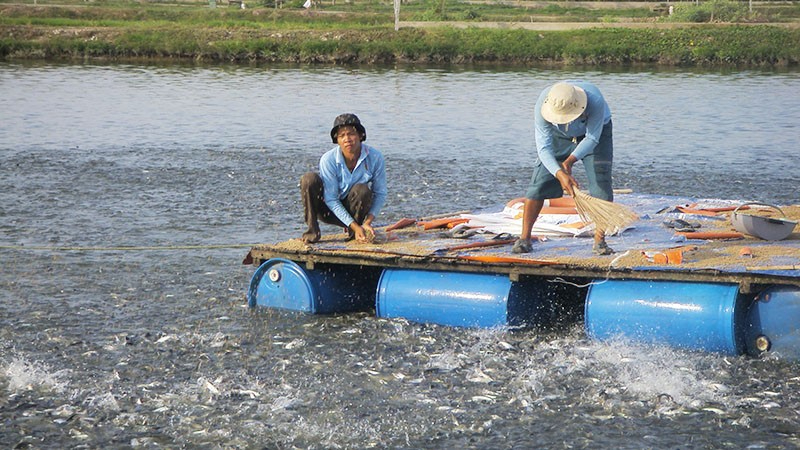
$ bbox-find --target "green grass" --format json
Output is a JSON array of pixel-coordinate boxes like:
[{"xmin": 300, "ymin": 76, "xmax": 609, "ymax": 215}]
[{"xmin": 1, "ymin": 1, "xmax": 799, "ymax": 66}]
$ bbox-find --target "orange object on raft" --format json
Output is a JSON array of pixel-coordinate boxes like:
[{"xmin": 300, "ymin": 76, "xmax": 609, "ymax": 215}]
[{"xmin": 418, "ymin": 217, "xmax": 470, "ymax": 230}]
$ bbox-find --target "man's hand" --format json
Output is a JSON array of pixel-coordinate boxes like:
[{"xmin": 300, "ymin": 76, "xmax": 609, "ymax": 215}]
[
  {"xmin": 350, "ymin": 222, "xmax": 375, "ymax": 242},
  {"xmin": 361, "ymin": 214, "xmax": 376, "ymax": 242},
  {"xmin": 561, "ymin": 154, "xmax": 578, "ymax": 176},
  {"xmin": 349, "ymin": 223, "xmax": 367, "ymax": 241},
  {"xmin": 555, "ymin": 170, "xmax": 579, "ymax": 197},
  {"xmin": 361, "ymin": 223, "xmax": 375, "ymax": 242}
]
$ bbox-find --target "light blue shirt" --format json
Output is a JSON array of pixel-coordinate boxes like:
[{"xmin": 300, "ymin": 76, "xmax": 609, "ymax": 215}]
[
  {"xmin": 319, "ymin": 143, "xmax": 387, "ymax": 227},
  {"xmin": 534, "ymin": 81, "xmax": 612, "ymax": 176}
]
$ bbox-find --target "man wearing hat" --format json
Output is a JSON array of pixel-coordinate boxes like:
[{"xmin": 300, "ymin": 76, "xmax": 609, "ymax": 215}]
[
  {"xmin": 300, "ymin": 113, "xmax": 387, "ymax": 243},
  {"xmin": 513, "ymin": 81, "xmax": 615, "ymax": 255}
]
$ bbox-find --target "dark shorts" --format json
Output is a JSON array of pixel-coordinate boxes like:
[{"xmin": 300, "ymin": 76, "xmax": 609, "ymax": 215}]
[{"xmin": 525, "ymin": 120, "xmax": 614, "ymax": 202}]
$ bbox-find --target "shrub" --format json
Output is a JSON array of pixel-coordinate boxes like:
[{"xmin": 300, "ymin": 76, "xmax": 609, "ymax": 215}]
[{"xmin": 669, "ymin": 0, "xmax": 751, "ymax": 23}]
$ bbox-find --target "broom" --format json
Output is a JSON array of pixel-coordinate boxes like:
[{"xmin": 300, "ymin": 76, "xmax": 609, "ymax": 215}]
[{"xmin": 572, "ymin": 189, "xmax": 638, "ymax": 235}]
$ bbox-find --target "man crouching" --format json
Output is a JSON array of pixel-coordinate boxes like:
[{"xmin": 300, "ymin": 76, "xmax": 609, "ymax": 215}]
[{"xmin": 300, "ymin": 113, "xmax": 387, "ymax": 243}]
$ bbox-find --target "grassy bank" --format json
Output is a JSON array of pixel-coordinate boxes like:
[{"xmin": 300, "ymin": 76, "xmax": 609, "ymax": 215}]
[{"xmin": 1, "ymin": 2, "xmax": 799, "ymax": 66}]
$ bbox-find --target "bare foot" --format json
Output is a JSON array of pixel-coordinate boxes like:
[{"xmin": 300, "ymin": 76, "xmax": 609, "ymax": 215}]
[{"xmin": 301, "ymin": 230, "xmax": 320, "ymax": 243}]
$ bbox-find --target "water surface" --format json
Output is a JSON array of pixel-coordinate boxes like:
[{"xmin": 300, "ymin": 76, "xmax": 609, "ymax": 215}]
[{"xmin": 1, "ymin": 62, "xmax": 799, "ymax": 448}]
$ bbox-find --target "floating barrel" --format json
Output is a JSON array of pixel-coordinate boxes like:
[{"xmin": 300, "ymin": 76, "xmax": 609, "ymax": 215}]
[
  {"xmin": 585, "ymin": 280, "xmax": 745, "ymax": 355},
  {"xmin": 248, "ymin": 258, "xmax": 382, "ymax": 314},
  {"xmin": 376, "ymin": 269, "xmax": 582, "ymax": 328},
  {"xmin": 743, "ymin": 286, "xmax": 800, "ymax": 360}
]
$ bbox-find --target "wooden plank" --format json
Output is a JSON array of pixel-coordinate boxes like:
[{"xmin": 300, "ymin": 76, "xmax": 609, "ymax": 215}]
[
  {"xmin": 246, "ymin": 245, "xmax": 800, "ymax": 288},
  {"xmin": 245, "ymin": 193, "xmax": 800, "ymax": 290}
]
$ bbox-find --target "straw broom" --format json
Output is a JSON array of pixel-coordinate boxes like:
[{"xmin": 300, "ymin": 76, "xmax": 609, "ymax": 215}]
[{"xmin": 573, "ymin": 189, "xmax": 638, "ymax": 235}]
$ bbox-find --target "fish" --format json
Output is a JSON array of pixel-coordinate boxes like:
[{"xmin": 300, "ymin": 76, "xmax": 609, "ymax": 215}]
[
  {"xmin": 497, "ymin": 341, "xmax": 514, "ymax": 351},
  {"xmin": 199, "ymin": 377, "xmax": 220, "ymax": 395},
  {"xmin": 285, "ymin": 339, "xmax": 306, "ymax": 349},
  {"xmin": 231, "ymin": 389, "xmax": 261, "ymax": 399},
  {"xmin": 155, "ymin": 334, "xmax": 178, "ymax": 344},
  {"xmin": 466, "ymin": 368, "xmax": 493, "ymax": 384}
]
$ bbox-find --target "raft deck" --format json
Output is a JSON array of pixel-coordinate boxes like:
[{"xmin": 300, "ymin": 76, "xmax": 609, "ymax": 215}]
[{"xmin": 246, "ymin": 193, "xmax": 800, "ymax": 292}]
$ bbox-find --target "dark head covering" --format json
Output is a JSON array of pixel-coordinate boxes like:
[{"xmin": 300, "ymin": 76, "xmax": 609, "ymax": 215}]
[{"xmin": 330, "ymin": 113, "xmax": 366, "ymax": 143}]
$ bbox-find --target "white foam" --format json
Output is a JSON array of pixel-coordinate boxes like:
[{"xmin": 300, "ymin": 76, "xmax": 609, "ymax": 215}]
[{"xmin": 3, "ymin": 355, "xmax": 69, "ymax": 393}]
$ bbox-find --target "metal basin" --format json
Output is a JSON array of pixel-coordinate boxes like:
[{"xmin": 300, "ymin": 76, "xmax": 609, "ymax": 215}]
[{"xmin": 731, "ymin": 202, "xmax": 797, "ymax": 241}]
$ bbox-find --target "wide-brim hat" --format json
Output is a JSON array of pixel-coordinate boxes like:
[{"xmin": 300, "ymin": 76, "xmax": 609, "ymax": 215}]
[
  {"xmin": 330, "ymin": 113, "xmax": 366, "ymax": 143},
  {"xmin": 541, "ymin": 82, "xmax": 588, "ymax": 125}
]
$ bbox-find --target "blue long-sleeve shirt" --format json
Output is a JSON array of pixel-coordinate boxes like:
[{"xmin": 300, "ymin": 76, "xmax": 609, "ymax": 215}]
[
  {"xmin": 319, "ymin": 143, "xmax": 387, "ymax": 227},
  {"xmin": 534, "ymin": 81, "xmax": 612, "ymax": 176}
]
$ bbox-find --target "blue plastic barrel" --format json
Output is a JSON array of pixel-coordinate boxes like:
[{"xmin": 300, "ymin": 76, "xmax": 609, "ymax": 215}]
[
  {"xmin": 744, "ymin": 286, "xmax": 800, "ymax": 360},
  {"xmin": 248, "ymin": 258, "xmax": 381, "ymax": 314},
  {"xmin": 585, "ymin": 280, "xmax": 744, "ymax": 355},
  {"xmin": 376, "ymin": 269, "xmax": 572, "ymax": 328}
]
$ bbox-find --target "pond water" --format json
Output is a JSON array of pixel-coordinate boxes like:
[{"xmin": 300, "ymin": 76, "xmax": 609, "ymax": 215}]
[{"xmin": 1, "ymin": 62, "xmax": 799, "ymax": 448}]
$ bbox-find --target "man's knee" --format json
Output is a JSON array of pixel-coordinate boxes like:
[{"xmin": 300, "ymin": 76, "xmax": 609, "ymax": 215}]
[
  {"xmin": 301, "ymin": 172, "xmax": 322, "ymax": 190},
  {"xmin": 349, "ymin": 183, "xmax": 372, "ymax": 200},
  {"xmin": 347, "ymin": 184, "xmax": 373, "ymax": 221}
]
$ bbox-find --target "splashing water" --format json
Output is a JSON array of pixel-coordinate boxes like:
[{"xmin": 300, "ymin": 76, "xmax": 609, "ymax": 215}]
[{"xmin": 3, "ymin": 355, "xmax": 69, "ymax": 394}]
